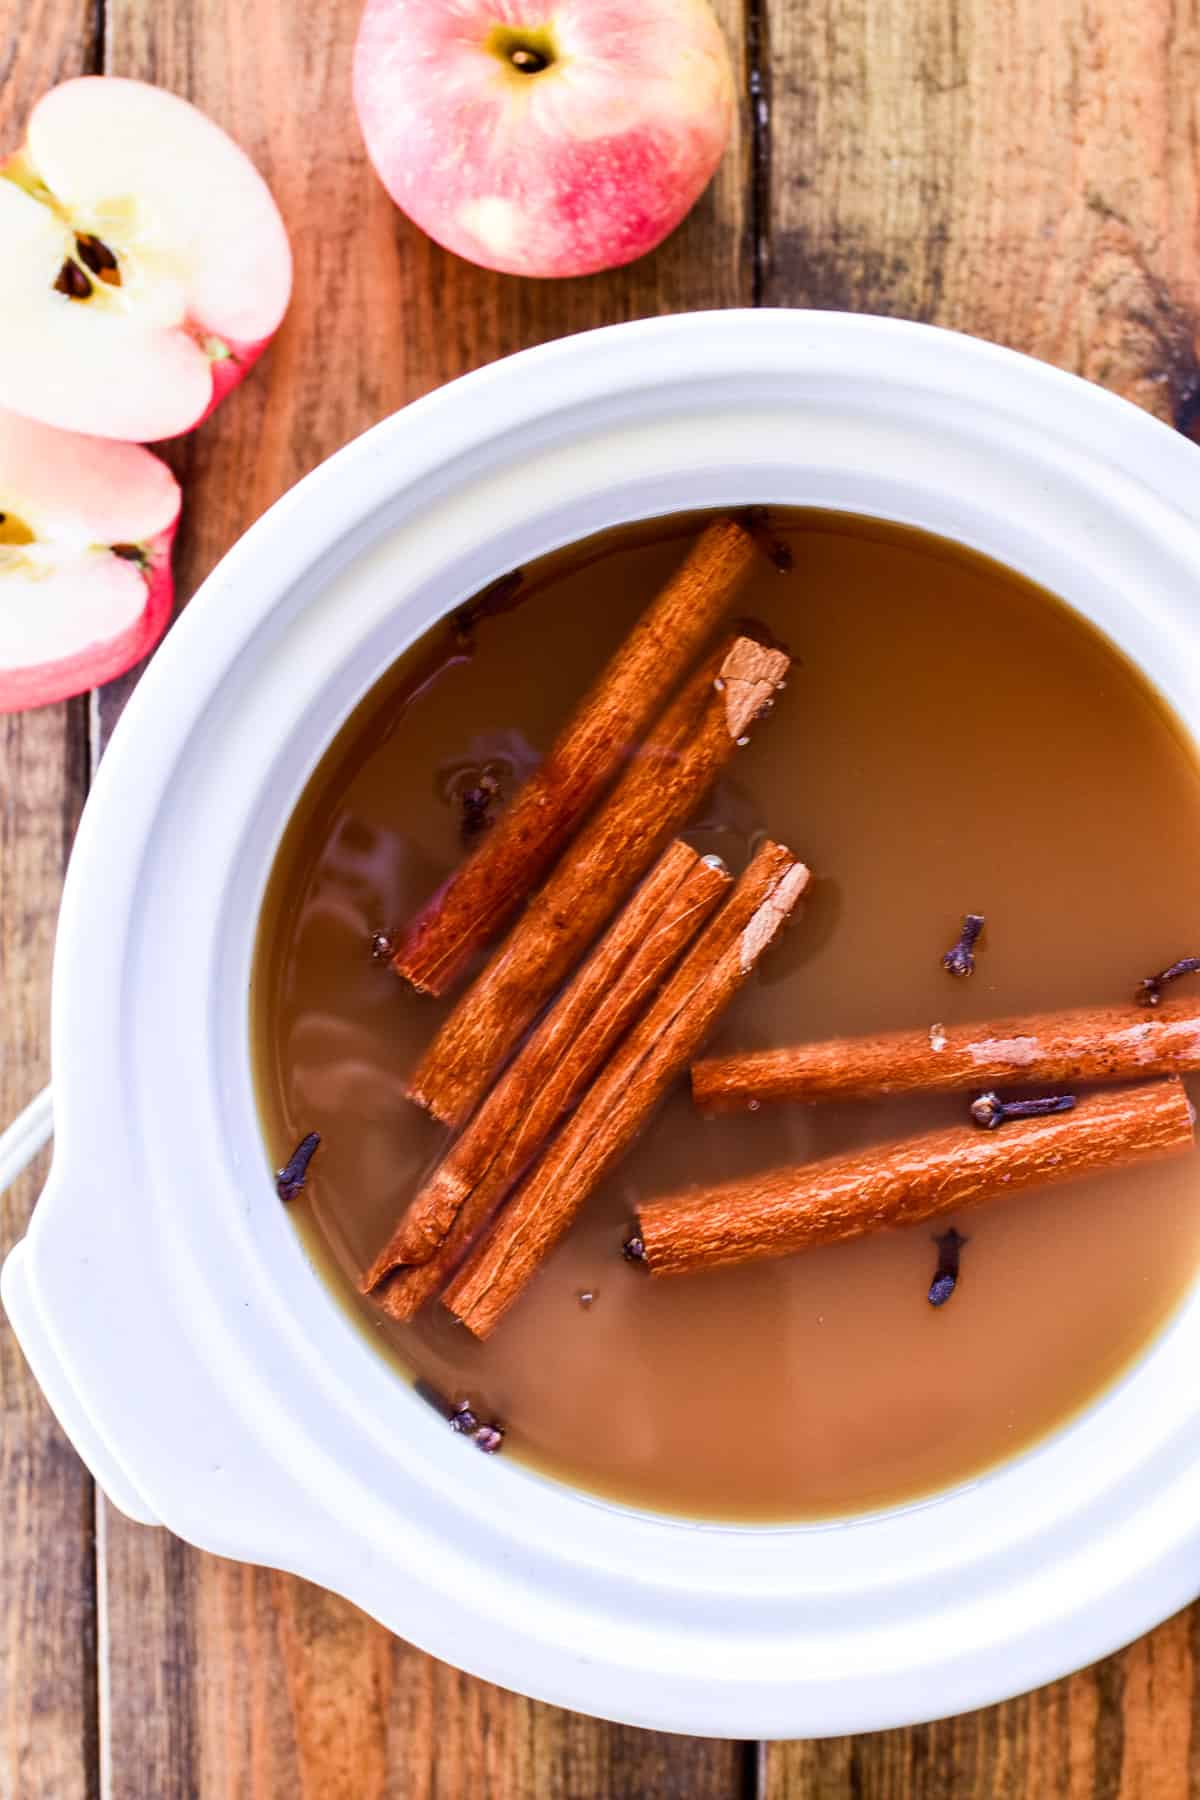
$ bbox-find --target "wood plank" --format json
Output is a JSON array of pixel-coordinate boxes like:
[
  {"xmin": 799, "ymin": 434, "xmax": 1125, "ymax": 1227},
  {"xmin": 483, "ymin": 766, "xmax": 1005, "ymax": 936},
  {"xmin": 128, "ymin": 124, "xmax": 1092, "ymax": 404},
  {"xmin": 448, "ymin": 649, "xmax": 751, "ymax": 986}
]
[
  {"xmin": 96, "ymin": 0, "xmax": 751, "ymax": 1794},
  {"xmin": 761, "ymin": 0, "xmax": 1200, "ymax": 1788},
  {"xmin": 764, "ymin": 0, "xmax": 1200, "ymax": 421},
  {"xmin": 761, "ymin": 1609, "xmax": 1199, "ymax": 1797},
  {"xmin": 0, "ymin": 12, "xmax": 101, "ymax": 1800},
  {"xmin": 0, "ymin": 709, "xmax": 94, "ymax": 1800},
  {"xmin": 99, "ymin": 1537, "xmax": 749, "ymax": 1800}
]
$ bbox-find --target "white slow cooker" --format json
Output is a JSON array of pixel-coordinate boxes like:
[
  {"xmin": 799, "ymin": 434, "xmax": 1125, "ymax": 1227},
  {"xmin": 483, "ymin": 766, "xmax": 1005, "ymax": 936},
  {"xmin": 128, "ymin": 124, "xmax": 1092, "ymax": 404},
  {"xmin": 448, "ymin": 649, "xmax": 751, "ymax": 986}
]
[{"xmin": 6, "ymin": 311, "xmax": 1200, "ymax": 1738}]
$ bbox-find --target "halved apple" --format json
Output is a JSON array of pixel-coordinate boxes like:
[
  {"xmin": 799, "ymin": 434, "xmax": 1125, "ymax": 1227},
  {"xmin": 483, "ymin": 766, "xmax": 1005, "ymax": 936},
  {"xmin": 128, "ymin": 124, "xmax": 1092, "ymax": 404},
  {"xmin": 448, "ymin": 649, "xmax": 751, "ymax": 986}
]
[
  {"xmin": 0, "ymin": 78, "xmax": 292, "ymax": 442},
  {"xmin": 0, "ymin": 407, "xmax": 180, "ymax": 711}
]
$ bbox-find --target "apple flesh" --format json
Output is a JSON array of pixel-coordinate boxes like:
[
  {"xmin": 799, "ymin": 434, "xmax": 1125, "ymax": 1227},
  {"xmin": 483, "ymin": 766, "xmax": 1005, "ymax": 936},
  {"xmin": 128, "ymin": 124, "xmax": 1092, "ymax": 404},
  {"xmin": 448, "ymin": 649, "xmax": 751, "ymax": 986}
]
[
  {"xmin": 0, "ymin": 78, "xmax": 292, "ymax": 442},
  {"xmin": 0, "ymin": 407, "xmax": 180, "ymax": 712},
  {"xmin": 354, "ymin": 0, "xmax": 734, "ymax": 278}
]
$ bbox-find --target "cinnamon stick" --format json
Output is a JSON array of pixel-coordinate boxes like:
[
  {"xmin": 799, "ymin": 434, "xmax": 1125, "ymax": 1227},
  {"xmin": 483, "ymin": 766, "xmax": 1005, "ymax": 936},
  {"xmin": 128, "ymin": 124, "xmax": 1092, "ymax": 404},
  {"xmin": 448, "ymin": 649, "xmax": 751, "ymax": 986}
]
[
  {"xmin": 442, "ymin": 840, "xmax": 810, "ymax": 1337},
  {"xmin": 637, "ymin": 1078, "xmax": 1195, "ymax": 1279},
  {"xmin": 363, "ymin": 840, "xmax": 731, "ymax": 1310},
  {"xmin": 406, "ymin": 629, "xmax": 792, "ymax": 1126},
  {"xmin": 391, "ymin": 518, "xmax": 759, "ymax": 997},
  {"xmin": 691, "ymin": 1002, "xmax": 1200, "ymax": 1112}
]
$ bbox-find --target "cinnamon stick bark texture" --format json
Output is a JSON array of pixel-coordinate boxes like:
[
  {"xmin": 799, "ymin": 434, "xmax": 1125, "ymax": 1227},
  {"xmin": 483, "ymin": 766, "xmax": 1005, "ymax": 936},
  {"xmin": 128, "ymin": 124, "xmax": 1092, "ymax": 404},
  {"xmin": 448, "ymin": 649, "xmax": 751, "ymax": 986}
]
[
  {"xmin": 443, "ymin": 840, "xmax": 810, "ymax": 1338},
  {"xmin": 405, "ymin": 629, "xmax": 792, "ymax": 1126},
  {"xmin": 691, "ymin": 1002, "xmax": 1200, "ymax": 1112},
  {"xmin": 363, "ymin": 840, "xmax": 731, "ymax": 1306},
  {"xmin": 638, "ymin": 1078, "xmax": 1195, "ymax": 1279},
  {"xmin": 390, "ymin": 518, "xmax": 758, "ymax": 997}
]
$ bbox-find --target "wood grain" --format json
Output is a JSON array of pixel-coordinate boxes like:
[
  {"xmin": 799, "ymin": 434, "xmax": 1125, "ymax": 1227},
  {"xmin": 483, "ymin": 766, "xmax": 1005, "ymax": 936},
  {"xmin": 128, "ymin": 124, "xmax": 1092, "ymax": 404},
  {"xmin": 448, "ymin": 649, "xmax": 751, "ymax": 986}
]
[
  {"xmin": 95, "ymin": 0, "xmax": 750, "ymax": 1794},
  {"xmin": 0, "ymin": 713, "xmax": 93, "ymax": 1800},
  {"xmin": 99, "ymin": 1533, "xmax": 748, "ymax": 1800},
  {"xmin": 762, "ymin": 1611, "xmax": 1200, "ymax": 1797},
  {"xmin": 0, "ymin": 11, "xmax": 98, "ymax": 1800},
  {"xmin": 764, "ymin": 0, "xmax": 1200, "ymax": 422}
]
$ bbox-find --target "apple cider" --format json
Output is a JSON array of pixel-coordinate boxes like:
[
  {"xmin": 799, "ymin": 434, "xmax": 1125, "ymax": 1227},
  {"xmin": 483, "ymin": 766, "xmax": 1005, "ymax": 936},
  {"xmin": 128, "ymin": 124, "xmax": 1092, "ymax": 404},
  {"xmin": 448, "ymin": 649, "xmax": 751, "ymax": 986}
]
[{"xmin": 253, "ymin": 510, "xmax": 1200, "ymax": 1520}]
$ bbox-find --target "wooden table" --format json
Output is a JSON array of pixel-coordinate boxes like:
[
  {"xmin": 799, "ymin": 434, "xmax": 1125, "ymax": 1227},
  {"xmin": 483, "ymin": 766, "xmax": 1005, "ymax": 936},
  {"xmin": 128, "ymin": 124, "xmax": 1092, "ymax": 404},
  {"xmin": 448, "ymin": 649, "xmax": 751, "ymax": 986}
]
[{"xmin": 4, "ymin": 0, "xmax": 1200, "ymax": 1792}]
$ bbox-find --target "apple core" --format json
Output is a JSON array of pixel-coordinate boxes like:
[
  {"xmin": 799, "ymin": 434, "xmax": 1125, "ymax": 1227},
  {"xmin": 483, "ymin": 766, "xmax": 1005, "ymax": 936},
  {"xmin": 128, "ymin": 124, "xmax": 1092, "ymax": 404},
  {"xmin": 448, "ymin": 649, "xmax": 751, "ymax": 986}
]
[{"xmin": 485, "ymin": 24, "xmax": 558, "ymax": 76}]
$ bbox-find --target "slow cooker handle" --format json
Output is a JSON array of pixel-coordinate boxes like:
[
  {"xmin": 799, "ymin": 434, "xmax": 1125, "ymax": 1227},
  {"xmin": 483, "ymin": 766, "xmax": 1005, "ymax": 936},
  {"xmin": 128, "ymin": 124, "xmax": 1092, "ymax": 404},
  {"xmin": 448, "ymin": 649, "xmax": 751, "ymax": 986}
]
[
  {"xmin": 0, "ymin": 1085, "xmax": 53, "ymax": 1195},
  {"xmin": 0, "ymin": 1235, "xmax": 162, "ymax": 1527}
]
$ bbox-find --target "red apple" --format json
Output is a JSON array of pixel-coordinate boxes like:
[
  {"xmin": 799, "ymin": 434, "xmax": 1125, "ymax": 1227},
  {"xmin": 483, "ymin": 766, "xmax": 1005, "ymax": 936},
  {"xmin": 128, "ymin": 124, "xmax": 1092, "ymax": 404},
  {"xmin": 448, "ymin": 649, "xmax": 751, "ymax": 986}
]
[
  {"xmin": 0, "ymin": 79, "xmax": 292, "ymax": 443},
  {"xmin": 353, "ymin": 0, "xmax": 734, "ymax": 278},
  {"xmin": 0, "ymin": 408, "xmax": 180, "ymax": 712}
]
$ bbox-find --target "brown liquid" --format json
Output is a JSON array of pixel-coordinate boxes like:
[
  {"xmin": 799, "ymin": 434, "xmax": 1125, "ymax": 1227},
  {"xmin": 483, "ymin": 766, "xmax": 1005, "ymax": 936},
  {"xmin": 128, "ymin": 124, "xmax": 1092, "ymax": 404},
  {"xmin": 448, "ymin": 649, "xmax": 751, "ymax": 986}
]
[{"xmin": 252, "ymin": 511, "xmax": 1200, "ymax": 1521}]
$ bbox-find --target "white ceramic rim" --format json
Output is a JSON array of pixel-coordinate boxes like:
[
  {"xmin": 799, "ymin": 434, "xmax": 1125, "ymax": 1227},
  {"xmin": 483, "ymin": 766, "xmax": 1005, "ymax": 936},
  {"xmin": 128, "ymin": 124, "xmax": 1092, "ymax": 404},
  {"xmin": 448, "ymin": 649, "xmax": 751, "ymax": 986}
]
[{"xmin": 7, "ymin": 310, "xmax": 1200, "ymax": 1739}]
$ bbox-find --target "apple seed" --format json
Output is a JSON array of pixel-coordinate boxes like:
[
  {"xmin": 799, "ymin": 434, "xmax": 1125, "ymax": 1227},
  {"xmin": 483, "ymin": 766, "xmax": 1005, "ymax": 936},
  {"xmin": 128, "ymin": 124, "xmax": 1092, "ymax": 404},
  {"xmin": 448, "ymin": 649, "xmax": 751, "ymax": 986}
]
[
  {"xmin": 75, "ymin": 233, "xmax": 121, "ymax": 286},
  {"xmin": 53, "ymin": 258, "xmax": 92, "ymax": 300},
  {"xmin": 0, "ymin": 511, "xmax": 35, "ymax": 548}
]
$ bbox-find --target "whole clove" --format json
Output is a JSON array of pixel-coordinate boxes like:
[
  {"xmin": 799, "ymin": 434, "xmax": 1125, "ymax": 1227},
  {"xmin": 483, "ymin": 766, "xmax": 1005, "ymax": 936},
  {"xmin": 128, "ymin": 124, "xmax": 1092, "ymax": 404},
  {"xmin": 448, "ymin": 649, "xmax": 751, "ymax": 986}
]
[
  {"xmin": 928, "ymin": 1226, "xmax": 967, "ymax": 1307},
  {"xmin": 942, "ymin": 913, "xmax": 985, "ymax": 977},
  {"xmin": 969, "ymin": 1091, "xmax": 1077, "ymax": 1130},
  {"xmin": 276, "ymin": 1131, "xmax": 320, "ymax": 1201},
  {"xmin": 445, "ymin": 1399, "xmax": 504, "ymax": 1452},
  {"xmin": 1138, "ymin": 955, "xmax": 1200, "ymax": 1006},
  {"xmin": 451, "ymin": 568, "xmax": 525, "ymax": 643},
  {"xmin": 438, "ymin": 738, "xmax": 536, "ymax": 851},
  {"xmin": 458, "ymin": 768, "xmax": 501, "ymax": 845},
  {"xmin": 737, "ymin": 506, "xmax": 794, "ymax": 575}
]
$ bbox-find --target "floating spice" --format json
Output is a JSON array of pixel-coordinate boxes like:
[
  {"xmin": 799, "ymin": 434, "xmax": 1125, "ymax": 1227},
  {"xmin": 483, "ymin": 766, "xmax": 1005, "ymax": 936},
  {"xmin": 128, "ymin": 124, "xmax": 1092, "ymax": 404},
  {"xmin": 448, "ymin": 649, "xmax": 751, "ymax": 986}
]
[
  {"xmin": 622, "ymin": 1234, "xmax": 648, "ymax": 1265},
  {"xmin": 392, "ymin": 521, "xmax": 761, "ymax": 1001},
  {"xmin": 928, "ymin": 1227, "xmax": 967, "ymax": 1307},
  {"xmin": 451, "ymin": 567, "xmax": 525, "ymax": 641},
  {"xmin": 450, "ymin": 1403, "xmax": 505, "ymax": 1453},
  {"xmin": 969, "ymin": 1091, "xmax": 1077, "ymax": 1130},
  {"xmin": 693, "ymin": 1002, "xmax": 1200, "ymax": 1111},
  {"xmin": 275, "ymin": 1131, "xmax": 320, "ymax": 1201},
  {"xmin": 365, "ymin": 841, "xmax": 730, "ymax": 1311},
  {"xmin": 633, "ymin": 1082, "xmax": 1194, "ymax": 1279},
  {"xmin": 456, "ymin": 768, "xmax": 501, "ymax": 845},
  {"xmin": 1138, "ymin": 955, "xmax": 1200, "ymax": 1006},
  {"xmin": 418, "ymin": 1393, "xmax": 506, "ymax": 1453},
  {"xmin": 407, "ymin": 636, "xmax": 794, "ymax": 1126},
  {"xmin": 942, "ymin": 913, "xmax": 985, "ymax": 977},
  {"xmin": 737, "ymin": 505, "xmax": 795, "ymax": 574}
]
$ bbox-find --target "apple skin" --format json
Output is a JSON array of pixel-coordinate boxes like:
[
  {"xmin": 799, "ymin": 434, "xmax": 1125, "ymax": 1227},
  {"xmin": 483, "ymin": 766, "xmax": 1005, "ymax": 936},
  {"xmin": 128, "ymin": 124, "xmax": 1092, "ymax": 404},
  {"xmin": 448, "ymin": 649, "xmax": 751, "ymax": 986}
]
[
  {"xmin": 353, "ymin": 0, "xmax": 734, "ymax": 278},
  {"xmin": 0, "ymin": 408, "xmax": 181, "ymax": 712}
]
